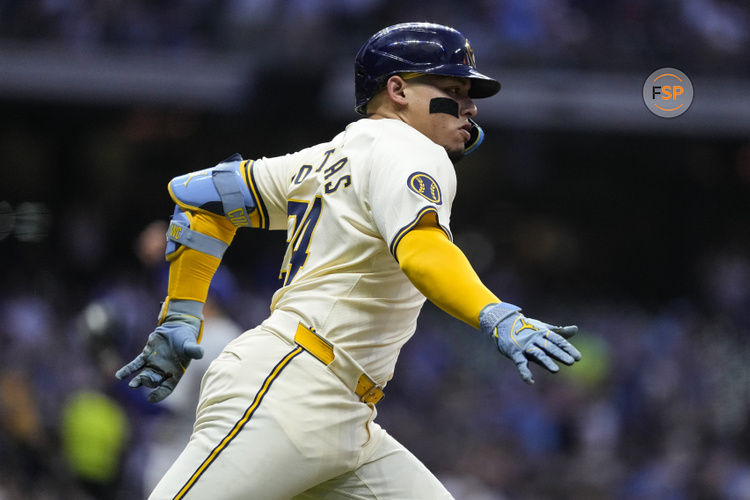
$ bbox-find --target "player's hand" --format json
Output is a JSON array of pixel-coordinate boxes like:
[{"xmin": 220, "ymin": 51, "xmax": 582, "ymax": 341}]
[
  {"xmin": 115, "ymin": 302, "xmax": 204, "ymax": 403},
  {"xmin": 479, "ymin": 302, "xmax": 581, "ymax": 384}
]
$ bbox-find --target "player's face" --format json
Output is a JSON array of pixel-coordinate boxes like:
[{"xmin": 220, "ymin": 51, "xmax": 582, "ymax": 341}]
[{"xmin": 403, "ymin": 76, "xmax": 478, "ymax": 162}]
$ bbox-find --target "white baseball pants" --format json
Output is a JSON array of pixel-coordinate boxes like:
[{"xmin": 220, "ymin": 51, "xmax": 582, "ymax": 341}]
[{"xmin": 148, "ymin": 316, "xmax": 453, "ymax": 499}]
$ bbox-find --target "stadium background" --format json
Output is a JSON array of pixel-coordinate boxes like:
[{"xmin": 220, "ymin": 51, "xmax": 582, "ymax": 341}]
[{"xmin": 1, "ymin": 1, "xmax": 750, "ymax": 498}]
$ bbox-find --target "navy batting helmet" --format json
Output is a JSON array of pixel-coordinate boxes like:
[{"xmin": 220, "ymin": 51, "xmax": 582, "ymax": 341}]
[{"xmin": 354, "ymin": 22, "xmax": 501, "ymax": 115}]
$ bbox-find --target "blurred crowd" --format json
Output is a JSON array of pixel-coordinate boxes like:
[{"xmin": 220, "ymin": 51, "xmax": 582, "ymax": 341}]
[
  {"xmin": 2, "ymin": 201, "xmax": 750, "ymax": 499},
  {"xmin": 1, "ymin": 0, "xmax": 750, "ymax": 498},
  {"xmin": 0, "ymin": 0, "xmax": 748, "ymax": 75}
]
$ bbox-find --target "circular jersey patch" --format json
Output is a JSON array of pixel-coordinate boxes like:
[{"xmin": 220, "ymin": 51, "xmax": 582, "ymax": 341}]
[{"xmin": 407, "ymin": 172, "xmax": 442, "ymax": 205}]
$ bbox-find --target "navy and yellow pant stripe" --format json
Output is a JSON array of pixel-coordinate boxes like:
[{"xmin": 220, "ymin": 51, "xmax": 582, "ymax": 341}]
[{"xmin": 172, "ymin": 347, "xmax": 303, "ymax": 500}]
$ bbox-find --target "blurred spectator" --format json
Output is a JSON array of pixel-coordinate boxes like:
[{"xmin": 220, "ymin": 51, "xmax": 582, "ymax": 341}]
[{"xmin": 60, "ymin": 391, "xmax": 130, "ymax": 499}]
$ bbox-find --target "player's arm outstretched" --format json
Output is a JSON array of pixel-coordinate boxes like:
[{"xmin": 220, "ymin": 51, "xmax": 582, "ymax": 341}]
[
  {"xmin": 396, "ymin": 213, "xmax": 581, "ymax": 384},
  {"xmin": 116, "ymin": 154, "xmax": 256, "ymax": 402}
]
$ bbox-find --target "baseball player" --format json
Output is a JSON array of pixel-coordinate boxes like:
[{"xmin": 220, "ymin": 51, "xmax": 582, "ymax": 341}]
[{"xmin": 116, "ymin": 22, "xmax": 582, "ymax": 499}]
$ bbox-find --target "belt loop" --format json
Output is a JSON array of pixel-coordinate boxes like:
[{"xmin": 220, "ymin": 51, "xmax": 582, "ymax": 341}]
[{"xmin": 356, "ymin": 374, "xmax": 384, "ymax": 405}]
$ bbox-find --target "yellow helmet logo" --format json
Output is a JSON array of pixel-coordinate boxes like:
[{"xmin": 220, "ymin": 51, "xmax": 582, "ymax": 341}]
[{"xmin": 465, "ymin": 39, "xmax": 476, "ymax": 67}]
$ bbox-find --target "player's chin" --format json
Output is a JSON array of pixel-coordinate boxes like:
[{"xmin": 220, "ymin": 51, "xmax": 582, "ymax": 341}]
[{"xmin": 446, "ymin": 146, "xmax": 465, "ymax": 164}]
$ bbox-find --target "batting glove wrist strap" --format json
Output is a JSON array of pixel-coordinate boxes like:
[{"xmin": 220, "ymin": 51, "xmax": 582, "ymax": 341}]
[
  {"xmin": 479, "ymin": 302, "xmax": 521, "ymax": 333},
  {"xmin": 159, "ymin": 298, "xmax": 204, "ymax": 329}
]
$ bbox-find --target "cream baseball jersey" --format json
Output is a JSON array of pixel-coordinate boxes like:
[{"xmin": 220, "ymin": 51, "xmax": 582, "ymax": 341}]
[{"xmin": 247, "ymin": 118, "xmax": 457, "ymax": 385}]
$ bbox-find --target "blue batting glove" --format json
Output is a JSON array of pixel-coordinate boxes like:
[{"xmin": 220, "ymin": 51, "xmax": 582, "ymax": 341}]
[
  {"xmin": 115, "ymin": 300, "xmax": 204, "ymax": 403},
  {"xmin": 479, "ymin": 302, "xmax": 581, "ymax": 384}
]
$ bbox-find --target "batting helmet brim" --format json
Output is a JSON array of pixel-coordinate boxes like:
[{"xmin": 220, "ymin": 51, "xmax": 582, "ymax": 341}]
[{"xmin": 420, "ymin": 65, "xmax": 501, "ymax": 99}]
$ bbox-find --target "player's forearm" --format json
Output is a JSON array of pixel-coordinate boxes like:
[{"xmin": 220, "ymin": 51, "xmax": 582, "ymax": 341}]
[
  {"xmin": 397, "ymin": 226, "xmax": 499, "ymax": 328},
  {"xmin": 167, "ymin": 212, "xmax": 237, "ymax": 303}
]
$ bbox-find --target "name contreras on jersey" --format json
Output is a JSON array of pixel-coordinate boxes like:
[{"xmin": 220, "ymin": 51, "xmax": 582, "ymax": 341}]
[
  {"xmin": 291, "ymin": 148, "xmax": 352, "ymax": 195},
  {"xmin": 280, "ymin": 148, "xmax": 352, "ymax": 286}
]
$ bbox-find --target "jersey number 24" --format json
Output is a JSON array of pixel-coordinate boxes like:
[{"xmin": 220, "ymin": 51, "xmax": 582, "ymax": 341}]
[{"xmin": 281, "ymin": 196, "xmax": 322, "ymax": 286}]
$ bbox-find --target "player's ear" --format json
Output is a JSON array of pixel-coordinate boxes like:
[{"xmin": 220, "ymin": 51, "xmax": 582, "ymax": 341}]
[{"xmin": 385, "ymin": 75, "xmax": 408, "ymax": 107}]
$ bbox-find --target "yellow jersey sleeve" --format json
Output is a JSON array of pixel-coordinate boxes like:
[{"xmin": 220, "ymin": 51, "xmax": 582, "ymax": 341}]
[{"xmin": 396, "ymin": 216, "xmax": 499, "ymax": 329}]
